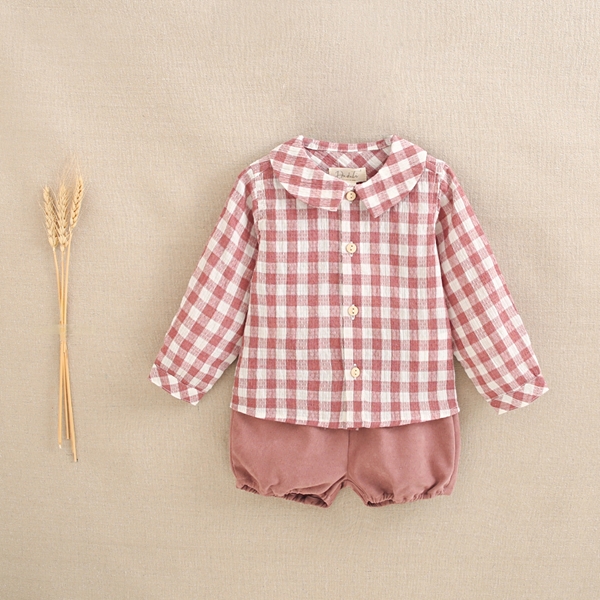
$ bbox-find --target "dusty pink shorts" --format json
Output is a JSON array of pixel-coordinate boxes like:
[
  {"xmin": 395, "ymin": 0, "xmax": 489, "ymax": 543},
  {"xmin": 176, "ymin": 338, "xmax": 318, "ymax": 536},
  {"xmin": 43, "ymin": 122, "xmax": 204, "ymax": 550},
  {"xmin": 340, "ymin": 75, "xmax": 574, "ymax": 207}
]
[{"xmin": 229, "ymin": 409, "xmax": 461, "ymax": 508}]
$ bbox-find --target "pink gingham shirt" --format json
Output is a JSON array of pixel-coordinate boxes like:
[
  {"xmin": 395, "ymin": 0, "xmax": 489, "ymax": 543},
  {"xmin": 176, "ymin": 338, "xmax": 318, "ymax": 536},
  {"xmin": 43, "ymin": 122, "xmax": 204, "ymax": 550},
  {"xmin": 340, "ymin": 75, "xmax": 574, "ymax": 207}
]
[{"xmin": 148, "ymin": 134, "xmax": 549, "ymax": 429}]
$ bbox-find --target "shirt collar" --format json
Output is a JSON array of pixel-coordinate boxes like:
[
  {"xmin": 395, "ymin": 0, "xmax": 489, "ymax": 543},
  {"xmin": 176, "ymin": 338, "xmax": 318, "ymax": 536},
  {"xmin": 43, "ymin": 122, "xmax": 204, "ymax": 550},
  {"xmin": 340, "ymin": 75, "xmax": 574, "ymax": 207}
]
[{"xmin": 268, "ymin": 134, "xmax": 428, "ymax": 218}]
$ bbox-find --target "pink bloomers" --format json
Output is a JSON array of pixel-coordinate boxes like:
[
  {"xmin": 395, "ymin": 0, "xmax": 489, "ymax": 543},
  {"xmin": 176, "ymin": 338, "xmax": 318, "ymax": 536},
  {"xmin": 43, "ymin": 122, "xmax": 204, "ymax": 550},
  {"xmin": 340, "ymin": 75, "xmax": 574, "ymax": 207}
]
[{"xmin": 229, "ymin": 409, "xmax": 461, "ymax": 508}]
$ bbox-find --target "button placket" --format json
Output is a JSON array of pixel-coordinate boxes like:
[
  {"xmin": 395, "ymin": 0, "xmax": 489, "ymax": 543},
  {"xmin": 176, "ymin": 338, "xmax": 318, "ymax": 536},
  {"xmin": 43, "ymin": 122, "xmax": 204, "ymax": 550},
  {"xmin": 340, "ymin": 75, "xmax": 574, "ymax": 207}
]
[{"xmin": 339, "ymin": 187, "xmax": 358, "ymax": 427}]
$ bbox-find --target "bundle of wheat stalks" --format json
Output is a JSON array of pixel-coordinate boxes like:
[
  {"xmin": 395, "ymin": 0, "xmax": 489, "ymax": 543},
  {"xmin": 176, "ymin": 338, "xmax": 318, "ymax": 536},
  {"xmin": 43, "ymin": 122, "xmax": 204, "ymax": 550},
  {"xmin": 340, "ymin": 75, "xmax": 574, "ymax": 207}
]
[{"xmin": 41, "ymin": 164, "xmax": 85, "ymax": 462}]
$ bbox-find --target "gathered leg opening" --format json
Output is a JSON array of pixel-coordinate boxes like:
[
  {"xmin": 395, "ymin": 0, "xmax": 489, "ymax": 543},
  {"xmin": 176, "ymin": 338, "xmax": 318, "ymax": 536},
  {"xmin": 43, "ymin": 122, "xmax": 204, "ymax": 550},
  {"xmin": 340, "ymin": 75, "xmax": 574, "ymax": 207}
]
[
  {"xmin": 365, "ymin": 487, "xmax": 453, "ymax": 507},
  {"xmin": 236, "ymin": 482, "xmax": 331, "ymax": 508},
  {"xmin": 282, "ymin": 491, "xmax": 331, "ymax": 508}
]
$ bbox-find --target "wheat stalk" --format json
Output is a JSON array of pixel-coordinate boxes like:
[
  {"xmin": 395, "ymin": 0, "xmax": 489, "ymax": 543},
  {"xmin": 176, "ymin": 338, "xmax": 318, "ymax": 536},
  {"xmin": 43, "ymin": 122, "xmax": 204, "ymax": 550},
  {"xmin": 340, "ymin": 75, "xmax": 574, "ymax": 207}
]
[
  {"xmin": 61, "ymin": 175, "xmax": 84, "ymax": 461},
  {"xmin": 42, "ymin": 187, "xmax": 66, "ymax": 446},
  {"xmin": 42, "ymin": 160, "xmax": 85, "ymax": 462}
]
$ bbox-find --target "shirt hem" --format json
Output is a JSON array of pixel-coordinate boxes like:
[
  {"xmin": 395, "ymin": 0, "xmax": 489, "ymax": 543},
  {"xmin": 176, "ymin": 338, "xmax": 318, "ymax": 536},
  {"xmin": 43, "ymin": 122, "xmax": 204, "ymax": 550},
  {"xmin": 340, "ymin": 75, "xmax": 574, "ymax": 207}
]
[{"xmin": 229, "ymin": 401, "xmax": 460, "ymax": 429}]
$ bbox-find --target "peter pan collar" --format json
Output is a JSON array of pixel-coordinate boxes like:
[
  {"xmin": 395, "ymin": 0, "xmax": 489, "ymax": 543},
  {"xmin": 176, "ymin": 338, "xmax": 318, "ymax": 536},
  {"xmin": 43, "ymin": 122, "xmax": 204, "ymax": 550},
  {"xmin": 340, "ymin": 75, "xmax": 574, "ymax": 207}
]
[{"xmin": 268, "ymin": 134, "xmax": 428, "ymax": 219}]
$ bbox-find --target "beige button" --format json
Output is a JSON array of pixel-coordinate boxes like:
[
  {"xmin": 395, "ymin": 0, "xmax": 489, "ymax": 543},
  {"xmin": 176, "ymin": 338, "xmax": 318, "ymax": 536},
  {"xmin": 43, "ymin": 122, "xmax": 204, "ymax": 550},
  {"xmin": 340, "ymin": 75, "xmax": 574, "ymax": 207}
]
[
  {"xmin": 345, "ymin": 190, "xmax": 356, "ymax": 202},
  {"xmin": 348, "ymin": 305, "xmax": 358, "ymax": 317},
  {"xmin": 345, "ymin": 242, "xmax": 356, "ymax": 254},
  {"xmin": 350, "ymin": 366, "xmax": 360, "ymax": 378}
]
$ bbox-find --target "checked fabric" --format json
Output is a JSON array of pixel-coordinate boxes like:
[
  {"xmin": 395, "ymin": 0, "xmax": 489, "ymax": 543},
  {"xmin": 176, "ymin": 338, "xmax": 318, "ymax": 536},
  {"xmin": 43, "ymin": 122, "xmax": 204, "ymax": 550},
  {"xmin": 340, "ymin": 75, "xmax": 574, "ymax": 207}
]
[{"xmin": 148, "ymin": 134, "xmax": 549, "ymax": 429}]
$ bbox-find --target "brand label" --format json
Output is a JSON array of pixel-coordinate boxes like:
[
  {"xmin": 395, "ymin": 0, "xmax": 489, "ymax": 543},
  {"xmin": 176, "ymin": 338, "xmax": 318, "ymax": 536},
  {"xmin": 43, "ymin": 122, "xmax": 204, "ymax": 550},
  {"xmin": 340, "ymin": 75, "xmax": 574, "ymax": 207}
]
[{"xmin": 328, "ymin": 167, "xmax": 367, "ymax": 183}]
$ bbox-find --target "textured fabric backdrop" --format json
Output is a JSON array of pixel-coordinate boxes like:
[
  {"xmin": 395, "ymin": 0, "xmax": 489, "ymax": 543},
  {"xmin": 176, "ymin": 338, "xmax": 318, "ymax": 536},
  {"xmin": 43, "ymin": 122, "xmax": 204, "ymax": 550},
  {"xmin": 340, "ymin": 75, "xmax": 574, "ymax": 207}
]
[{"xmin": 1, "ymin": 1, "xmax": 599, "ymax": 598}]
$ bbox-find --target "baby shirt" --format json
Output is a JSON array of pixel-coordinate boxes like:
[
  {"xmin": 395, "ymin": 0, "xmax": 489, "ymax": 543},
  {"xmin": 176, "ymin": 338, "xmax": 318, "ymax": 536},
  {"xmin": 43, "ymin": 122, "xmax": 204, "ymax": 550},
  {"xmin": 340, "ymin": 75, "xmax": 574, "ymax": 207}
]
[{"xmin": 148, "ymin": 134, "xmax": 549, "ymax": 429}]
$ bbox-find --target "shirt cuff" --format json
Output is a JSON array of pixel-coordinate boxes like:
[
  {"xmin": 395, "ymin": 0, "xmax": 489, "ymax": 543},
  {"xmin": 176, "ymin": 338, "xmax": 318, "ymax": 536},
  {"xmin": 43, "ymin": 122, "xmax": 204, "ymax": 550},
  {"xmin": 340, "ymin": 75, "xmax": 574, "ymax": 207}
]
[
  {"xmin": 148, "ymin": 363, "xmax": 207, "ymax": 406},
  {"xmin": 487, "ymin": 374, "xmax": 549, "ymax": 415}
]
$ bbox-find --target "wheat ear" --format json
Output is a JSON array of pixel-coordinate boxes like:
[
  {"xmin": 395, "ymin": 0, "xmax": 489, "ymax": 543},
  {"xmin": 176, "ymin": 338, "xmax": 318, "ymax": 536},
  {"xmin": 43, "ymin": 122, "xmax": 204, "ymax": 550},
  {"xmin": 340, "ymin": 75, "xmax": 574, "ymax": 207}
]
[
  {"xmin": 69, "ymin": 176, "xmax": 84, "ymax": 235},
  {"xmin": 56, "ymin": 184, "xmax": 69, "ymax": 252},
  {"xmin": 42, "ymin": 187, "xmax": 59, "ymax": 249}
]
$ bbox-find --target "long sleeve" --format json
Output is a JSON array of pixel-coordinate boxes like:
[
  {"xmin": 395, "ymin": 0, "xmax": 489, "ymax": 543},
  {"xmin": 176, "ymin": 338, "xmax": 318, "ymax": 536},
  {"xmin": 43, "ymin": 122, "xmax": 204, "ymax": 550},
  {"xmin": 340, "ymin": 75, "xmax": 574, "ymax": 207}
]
[
  {"xmin": 148, "ymin": 165, "xmax": 259, "ymax": 405},
  {"xmin": 435, "ymin": 161, "xmax": 549, "ymax": 414}
]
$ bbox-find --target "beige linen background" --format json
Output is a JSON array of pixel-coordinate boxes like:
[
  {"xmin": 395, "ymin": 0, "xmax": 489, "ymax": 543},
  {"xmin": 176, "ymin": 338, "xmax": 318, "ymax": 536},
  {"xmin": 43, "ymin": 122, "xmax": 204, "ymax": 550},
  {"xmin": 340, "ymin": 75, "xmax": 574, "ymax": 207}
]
[{"xmin": 1, "ymin": 1, "xmax": 599, "ymax": 598}]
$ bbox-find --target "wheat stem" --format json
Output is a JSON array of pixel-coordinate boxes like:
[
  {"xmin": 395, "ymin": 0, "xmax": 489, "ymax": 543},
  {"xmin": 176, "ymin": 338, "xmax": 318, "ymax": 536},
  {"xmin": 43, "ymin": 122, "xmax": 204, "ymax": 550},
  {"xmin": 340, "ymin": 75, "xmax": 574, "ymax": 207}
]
[
  {"xmin": 64, "ymin": 346, "xmax": 77, "ymax": 461},
  {"xmin": 63, "ymin": 236, "xmax": 77, "ymax": 461},
  {"xmin": 60, "ymin": 248, "xmax": 69, "ymax": 442},
  {"xmin": 54, "ymin": 247, "xmax": 64, "ymax": 447},
  {"xmin": 62, "ymin": 347, "xmax": 70, "ymax": 440}
]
